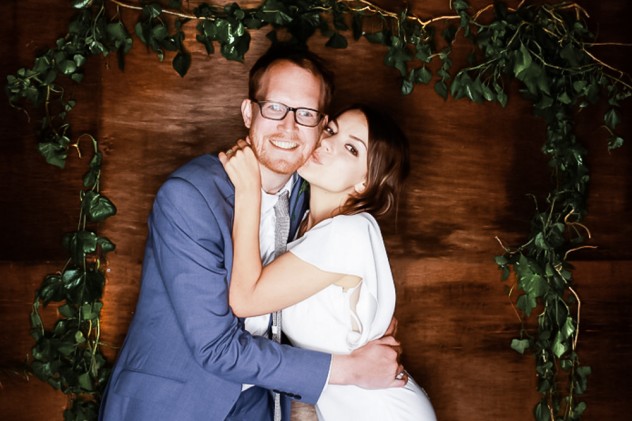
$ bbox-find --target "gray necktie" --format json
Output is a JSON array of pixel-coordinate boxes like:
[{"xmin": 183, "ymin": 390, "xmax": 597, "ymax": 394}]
[{"xmin": 272, "ymin": 190, "xmax": 290, "ymax": 421}]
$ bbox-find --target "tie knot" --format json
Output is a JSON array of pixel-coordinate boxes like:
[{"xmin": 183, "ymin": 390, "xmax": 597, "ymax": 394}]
[{"xmin": 274, "ymin": 190, "xmax": 290, "ymax": 219}]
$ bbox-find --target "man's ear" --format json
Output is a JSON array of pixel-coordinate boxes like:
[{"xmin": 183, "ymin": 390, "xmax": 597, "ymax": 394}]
[
  {"xmin": 241, "ymin": 99, "xmax": 252, "ymax": 129},
  {"xmin": 354, "ymin": 180, "xmax": 367, "ymax": 194},
  {"xmin": 320, "ymin": 115, "xmax": 329, "ymax": 131}
]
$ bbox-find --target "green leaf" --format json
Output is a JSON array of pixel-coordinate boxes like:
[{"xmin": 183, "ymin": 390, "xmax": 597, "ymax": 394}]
[
  {"xmin": 173, "ymin": 51, "xmax": 191, "ymax": 77},
  {"xmin": 97, "ymin": 236, "xmax": 116, "ymax": 253},
  {"xmin": 78, "ymin": 372, "xmax": 93, "ymax": 391},
  {"xmin": 58, "ymin": 304, "xmax": 75, "ymax": 318},
  {"xmin": 325, "ymin": 32, "xmax": 347, "ymax": 49},
  {"xmin": 37, "ymin": 142, "xmax": 68, "ymax": 168},
  {"xmin": 62, "ymin": 267, "xmax": 85, "ymax": 290},
  {"xmin": 534, "ymin": 400, "xmax": 551, "ymax": 421},
  {"xmin": 513, "ymin": 43, "xmax": 533, "ymax": 79},
  {"xmin": 604, "ymin": 108, "xmax": 620, "ymax": 130},
  {"xmin": 66, "ymin": 231, "xmax": 98, "ymax": 264},
  {"xmin": 415, "ymin": 66, "xmax": 432, "ymax": 84},
  {"xmin": 82, "ymin": 191, "xmax": 117, "ymax": 222},
  {"xmin": 516, "ymin": 293, "xmax": 536, "ymax": 316},
  {"xmin": 72, "ymin": 0, "xmax": 92, "ymax": 9},
  {"xmin": 38, "ymin": 274, "xmax": 64, "ymax": 305},
  {"xmin": 364, "ymin": 31, "xmax": 386, "ymax": 44},
  {"xmin": 552, "ymin": 332, "xmax": 569, "ymax": 358},
  {"xmin": 384, "ymin": 38, "xmax": 411, "ymax": 76},
  {"xmin": 510, "ymin": 338, "xmax": 530, "ymax": 354},
  {"xmin": 434, "ymin": 81, "xmax": 448, "ymax": 99},
  {"xmin": 608, "ymin": 136, "xmax": 624, "ymax": 151}
]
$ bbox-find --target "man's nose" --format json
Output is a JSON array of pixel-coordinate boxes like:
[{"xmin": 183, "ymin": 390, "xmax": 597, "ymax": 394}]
[{"xmin": 278, "ymin": 110, "xmax": 298, "ymax": 131}]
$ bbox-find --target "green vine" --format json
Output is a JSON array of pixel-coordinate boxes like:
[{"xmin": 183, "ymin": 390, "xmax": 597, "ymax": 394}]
[{"xmin": 5, "ymin": 0, "xmax": 630, "ymax": 419}]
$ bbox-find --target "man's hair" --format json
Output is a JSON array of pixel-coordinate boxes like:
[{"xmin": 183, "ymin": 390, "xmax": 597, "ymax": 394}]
[
  {"xmin": 338, "ymin": 104, "xmax": 410, "ymax": 219},
  {"xmin": 248, "ymin": 43, "xmax": 335, "ymax": 111}
]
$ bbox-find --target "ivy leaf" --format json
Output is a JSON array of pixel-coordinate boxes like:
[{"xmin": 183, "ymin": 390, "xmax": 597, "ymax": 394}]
[
  {"xmin": 552, "ymin": 331, "xmax": 569, "ymax": 358},
  {"xmin": 415, "ymin": 66, "xmax": 432, "ymax": 84},
  {"xmin": 513, "ymin": 43, "xmax": 532, "ymax": 80},
  {"xmin": 62, "ymin": 267, "xmax": 85, "ymax": 291},
  {"xmin": 384, "ymin": 37, "xmax": 411, "ymax": 76},
  {"xmin": 81, "ymin": 302, "xmax": 103, "ymax": 321},
  {"xmin": 65, "ymin": 231, "xmax": 97, "ymax": 264},
  {"xmin": 604, "ymin": 108, "xmax": 620, "ymax": 130},
  {"xmin": 364, "ymin": 31, "xmax": 386, "ymax": 44},
  {"xmin": 97, "ymin": 236, "xmax": 116, "ymax": 253},
  {"xmin": 72, "ymin": 0, "xmax": 92, "ymax": 9},
  {"xmin": 517, "ymin": 293, "xmax": 536, "ymax": 316},
  {"xmin": 534, "ymin": 400, "xmax": 551, "ymax": 421},
  {"xmin": 38, "ymin": 274, "xmax": 64, "ymax": 305},
  {"xmin": 78, "ymin": 372, "xmax": 93, "ymax": 391},
  {"xmin": 434, "ymin": 81, "xmax": 448, "ymax": 100},
  {"xmin": 352, "ymin": 14, "xmax": 363, "ymax": 40},
  {"xmin": 82, "ymin": 191, "xmax": 117, "ymax": 222},
  {"xmin": 608, "ymin": 135, "xmax": 624, "ymax": 151},
  {"xmin": 510, "ymin": 338, "xmax": 530, "ymax": 354},
  {"xmin": 325, "ymin": 32, "xmax": 347, "ymax": 49},
  {"xmin": 173, "ymin": 51, "xmax": 191, "ymax": 77},
  {"xmin": 37, "ymin": 142, "xmax": 68, "ymax": 169}
]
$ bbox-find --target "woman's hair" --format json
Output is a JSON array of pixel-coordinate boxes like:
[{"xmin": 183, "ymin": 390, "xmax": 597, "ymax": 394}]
[{"xmin": 339, "ymin": 104, "xmax": 410, "ymax": 218}]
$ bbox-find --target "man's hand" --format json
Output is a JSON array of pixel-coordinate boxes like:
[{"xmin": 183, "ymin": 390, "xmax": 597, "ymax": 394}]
[{"xmin": 329, "ymin": 335, "xmax": 407, "ymax": 389}]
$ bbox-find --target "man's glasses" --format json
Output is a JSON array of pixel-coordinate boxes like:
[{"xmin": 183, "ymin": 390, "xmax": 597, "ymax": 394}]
[{"xmin": 252, "ymin": 100, "xmax": 324, "ymax": 127}]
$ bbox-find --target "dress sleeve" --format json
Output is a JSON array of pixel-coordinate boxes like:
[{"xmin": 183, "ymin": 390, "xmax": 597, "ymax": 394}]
[
  {"xmin": 288, "ymin": 214, "xmax": 396, "ymax": 348},
  {"xmin": 289, "ymin": 214, "xmax": 372, "ymax": 277}
]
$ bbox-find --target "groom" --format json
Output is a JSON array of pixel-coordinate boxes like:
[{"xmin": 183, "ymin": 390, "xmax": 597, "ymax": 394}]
[{"xmin": 99, "ymin": 43, "xmax": 406, "ymax": 421}]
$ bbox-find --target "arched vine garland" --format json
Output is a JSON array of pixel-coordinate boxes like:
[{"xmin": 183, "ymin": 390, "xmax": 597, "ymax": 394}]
[{"xmin": 6, "ymin": 0, "xmax": 630, "ymax": 420}]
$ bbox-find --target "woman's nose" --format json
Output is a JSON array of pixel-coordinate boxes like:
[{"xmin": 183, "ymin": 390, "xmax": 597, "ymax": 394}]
[{"xmin": 319, "ymin": 136, "xmax": 332, "ymax": 151}]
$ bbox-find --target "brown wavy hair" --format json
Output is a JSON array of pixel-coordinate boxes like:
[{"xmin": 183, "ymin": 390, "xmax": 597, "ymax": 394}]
[{"xmin": 338, "ymin": 104, "xmax": 410, "ymax": 218}]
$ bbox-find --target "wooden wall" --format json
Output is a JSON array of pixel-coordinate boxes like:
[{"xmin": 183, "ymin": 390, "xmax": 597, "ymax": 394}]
[{"xmin": 1, "ymin": 1, "xmax": 630, "ymax": 419}]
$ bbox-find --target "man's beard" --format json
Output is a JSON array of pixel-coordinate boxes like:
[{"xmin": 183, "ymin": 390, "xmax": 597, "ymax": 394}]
[{"xmin": 253, "ymin": 134, "xmax": 306, "ymax": 175}]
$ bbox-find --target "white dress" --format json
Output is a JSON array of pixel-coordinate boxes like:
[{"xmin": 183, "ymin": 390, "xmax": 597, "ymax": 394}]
[{"xmin": 283, "ymin": 213, "xmax": 437, "ymax": 420}]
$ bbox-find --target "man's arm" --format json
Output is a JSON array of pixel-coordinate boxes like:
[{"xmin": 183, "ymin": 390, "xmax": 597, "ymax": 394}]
[
  {"xmin": 149, "ymin": 173, "xmax": 330, "ymax": 402},
  {"xmin": 330, "ymin": 319, "xmax": 408, "ymax": 389}
]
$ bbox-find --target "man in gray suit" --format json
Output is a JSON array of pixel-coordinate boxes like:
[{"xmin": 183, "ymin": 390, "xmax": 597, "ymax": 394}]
[{"xmin": 99, "ymin": 43, "xmax": 406, "ymax": 421}]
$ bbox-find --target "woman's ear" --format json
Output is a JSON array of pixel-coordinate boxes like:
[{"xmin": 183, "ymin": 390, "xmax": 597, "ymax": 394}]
[
  {"xmin": 241, "ymin": 99, "xmax": 252, "ymax": 129},
  {"xmin": 354, "ymin": 180, "xmax": 367, "ymax": 194}
]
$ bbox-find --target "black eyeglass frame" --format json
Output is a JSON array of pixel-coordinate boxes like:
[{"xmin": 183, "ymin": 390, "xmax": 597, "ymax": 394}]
[{"xmin": 251, "ymin": 100, "xmax": 325, "ymax": 128}]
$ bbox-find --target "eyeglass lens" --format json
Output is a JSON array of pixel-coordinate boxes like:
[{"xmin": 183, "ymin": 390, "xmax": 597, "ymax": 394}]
[{"xmin": 255, "ymin": 101, "xmax": 322, "ymax": 127}]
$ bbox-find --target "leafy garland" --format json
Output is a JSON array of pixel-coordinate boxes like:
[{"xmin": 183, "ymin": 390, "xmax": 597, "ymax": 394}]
[{"xmin": 5, "ymin": 0, "xmax": 630, "ymax": 420}]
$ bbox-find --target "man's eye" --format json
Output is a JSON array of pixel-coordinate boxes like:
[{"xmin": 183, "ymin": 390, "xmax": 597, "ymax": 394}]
[
  {"xmin": 298, "ymin": 109, "xmax": 316, "ymax": 118},
  {"xmin": 268, "ymin": 103, "xmax": 284, "ymax": 112}
]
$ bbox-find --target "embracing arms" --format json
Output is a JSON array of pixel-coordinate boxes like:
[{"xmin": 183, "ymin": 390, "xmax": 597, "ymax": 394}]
[{"xmin": 219, "ymin": 140, "xmax": 356, "ymax": 317}]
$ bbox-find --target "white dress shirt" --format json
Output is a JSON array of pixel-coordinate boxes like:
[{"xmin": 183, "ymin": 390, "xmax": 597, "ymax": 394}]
[{"xmin": 241, "ymin": 175, "xmax": 296, "ymax": 390}]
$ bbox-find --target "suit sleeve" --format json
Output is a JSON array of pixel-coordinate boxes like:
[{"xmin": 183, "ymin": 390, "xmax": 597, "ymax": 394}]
[{"xmin": 149, "ymin": 175, "xmax": 330, "ymax": 403}]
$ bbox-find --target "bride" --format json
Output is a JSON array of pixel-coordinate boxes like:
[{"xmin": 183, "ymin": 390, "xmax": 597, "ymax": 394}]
[{"xmin": 220, "ymin": 104, "xmax": 437, "ymax": 420}]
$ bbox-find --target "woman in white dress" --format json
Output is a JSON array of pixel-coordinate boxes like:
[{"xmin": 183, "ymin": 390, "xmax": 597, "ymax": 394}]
[{"xmin": 221, "ymin": 105, "xmax": 437, "ymax": 420}]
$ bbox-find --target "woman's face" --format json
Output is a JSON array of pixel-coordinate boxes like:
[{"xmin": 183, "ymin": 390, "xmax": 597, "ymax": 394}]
[{"xmin": 298, "ymin": 109, "xmax": 369, "ymax": 195}]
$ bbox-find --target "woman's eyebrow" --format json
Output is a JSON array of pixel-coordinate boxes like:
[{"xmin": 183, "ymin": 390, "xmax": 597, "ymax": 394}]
[{"xmin": 349, "ymin": 134, "xmax": 368, "ymax": 150}]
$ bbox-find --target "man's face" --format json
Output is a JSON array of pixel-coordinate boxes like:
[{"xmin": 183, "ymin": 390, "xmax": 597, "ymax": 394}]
[{"xmin": 241, "ymin": 60, "xmax": 326, "ymax": 176}]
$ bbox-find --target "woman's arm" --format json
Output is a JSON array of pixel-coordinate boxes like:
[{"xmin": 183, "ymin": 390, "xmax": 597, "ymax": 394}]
[{"xmin": 220, "ymin": 141, "xmax": 357, "ymax": 317}]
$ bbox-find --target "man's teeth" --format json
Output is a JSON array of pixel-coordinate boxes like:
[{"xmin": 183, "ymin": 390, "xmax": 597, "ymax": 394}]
[{"xmin": 271, "ymin": 139, "xmax": 298, "ymax": 150}]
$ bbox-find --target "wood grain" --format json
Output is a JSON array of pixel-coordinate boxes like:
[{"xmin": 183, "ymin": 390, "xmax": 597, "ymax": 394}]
[{"xmin": 1, "ymin": 1, "xmax": 630, "ymax": 420}]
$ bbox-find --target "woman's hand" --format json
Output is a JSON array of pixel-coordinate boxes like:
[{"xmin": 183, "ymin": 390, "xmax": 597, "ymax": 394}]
[{"xmin": 219, "ymin": 138, "xmax": 261, "ymax": 194}]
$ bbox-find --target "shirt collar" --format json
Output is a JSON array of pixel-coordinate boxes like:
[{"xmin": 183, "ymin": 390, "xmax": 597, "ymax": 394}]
[{"xmin": 261, "ymin": 174, "xmax": 297, "ymax": 215}]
